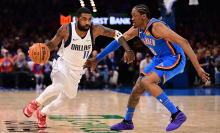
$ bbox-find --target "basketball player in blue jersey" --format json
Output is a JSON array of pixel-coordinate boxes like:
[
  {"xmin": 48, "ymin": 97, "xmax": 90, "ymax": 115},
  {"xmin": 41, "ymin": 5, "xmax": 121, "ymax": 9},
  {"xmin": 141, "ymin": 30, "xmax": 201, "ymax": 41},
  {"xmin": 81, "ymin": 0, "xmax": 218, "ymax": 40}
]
[
  {"xmin": 23, "ymin": 7, "xmax": 135, "ymax": 128},
  {"xmin": 84, "ymin": 4, "xmax": 209, "ymax": 131}
]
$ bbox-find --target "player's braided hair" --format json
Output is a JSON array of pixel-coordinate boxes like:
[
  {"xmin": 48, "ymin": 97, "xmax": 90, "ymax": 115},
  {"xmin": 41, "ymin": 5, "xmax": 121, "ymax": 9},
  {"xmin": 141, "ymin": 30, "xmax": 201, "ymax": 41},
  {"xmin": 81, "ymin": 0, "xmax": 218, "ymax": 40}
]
[
  {"xmin": 134, "ymin": 4, "xmax": 150, "ymax": 18},
  {"xmin": 76, "ymin": 7, "xmax": 92, "ymax": 17}
]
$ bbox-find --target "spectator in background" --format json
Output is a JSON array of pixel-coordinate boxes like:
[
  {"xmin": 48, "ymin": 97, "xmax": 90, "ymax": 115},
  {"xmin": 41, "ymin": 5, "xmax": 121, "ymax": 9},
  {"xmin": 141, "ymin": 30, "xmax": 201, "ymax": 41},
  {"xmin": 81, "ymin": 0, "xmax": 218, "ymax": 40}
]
[
  {"xmin": 49, "ymin": 47, "xmax": 59, "ymax": 61},
  {"xmin": 215, "ymin": 55, "xmax": 220, "ymax": 87},
  {"xmin": 197, "ymin": 49, "xmax": 204, "ymax": 61},
  {"xmin": 106, "ymin": 52, "xmax": 119, "ymax": 87},
  {"xmin": 0, "ymin": 50, "xmax": 17, "ymax": 89},
  {"xmin": 33, "ymin": 63, "xmax": 44, "ymax": 89},
  {"xmin": 94, "ymin": 50, "xmax": 109, "ymax": 87},
  {"xmin": 132, "ymin": 52, "xmax": 142, "ymax": 85},
  {"xmin": 2, "ymin": 39, "xmax": 10, "ymax": 51},
  {"xmin": 0, "ymin": 49, "xmax": 6, "ymax": 58},
  {"xmin": 92, "ymin": 50, "xmax": 98, "ymax": 58},
  {"xmin": 82, "ymin": 50, "xmax": 107, "ymax": 88},
  {"xmin": 199, "ymin": 50, "xmax": 215, "ymax": 85},
  {"xmin": 43, "ymin": 61, "xmax": 52, "ymax": 88},
  {"xmin": 84, "ymin": 67, "xmax": 105, "ymax": 88},
  {"xmin": 140, "ymin": 53, "xmax": 152, "ymax": 73},
  {"xmin": 212, "ymin": 49, "xmax": 219, "ymax": 60},
  {"xmin": 13, "ymin": 48, "xmax": 22, "ymax": 61},
  {"xmin": 13, "ymin": 52, "xmax": 30, "ymax": 88}
]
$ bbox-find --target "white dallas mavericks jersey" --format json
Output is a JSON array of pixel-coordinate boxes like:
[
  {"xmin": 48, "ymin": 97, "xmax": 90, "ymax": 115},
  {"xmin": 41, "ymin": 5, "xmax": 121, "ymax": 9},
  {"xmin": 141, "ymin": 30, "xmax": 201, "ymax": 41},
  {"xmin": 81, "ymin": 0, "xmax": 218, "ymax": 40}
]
[{"xmin": 58, "ymin": 22, "xmax": 94, "ymax": 70}]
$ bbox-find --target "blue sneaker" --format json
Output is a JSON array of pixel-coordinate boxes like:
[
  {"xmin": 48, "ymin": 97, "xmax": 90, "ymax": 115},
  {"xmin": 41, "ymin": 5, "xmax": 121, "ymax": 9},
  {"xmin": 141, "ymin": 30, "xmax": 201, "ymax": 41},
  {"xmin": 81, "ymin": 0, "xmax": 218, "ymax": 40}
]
[
  {"xmin": 110, "ymin": 119, "xmax": 134, "ymax": 130},
  {"xmin": 166, "ymin": 107, "xmax": 187, "ymax": 131}
]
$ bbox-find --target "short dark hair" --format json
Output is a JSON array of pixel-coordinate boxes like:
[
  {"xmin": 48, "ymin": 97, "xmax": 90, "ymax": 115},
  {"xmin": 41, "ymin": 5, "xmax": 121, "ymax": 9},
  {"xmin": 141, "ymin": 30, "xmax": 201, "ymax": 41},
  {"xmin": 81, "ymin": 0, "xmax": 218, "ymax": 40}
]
[
  {"xmin": 134, "ymin": 4, "xmax": 150, "ymax": 18},
  {"xmin": 76, "ymin": 7, "xmax": 92, "ymax": 17}
]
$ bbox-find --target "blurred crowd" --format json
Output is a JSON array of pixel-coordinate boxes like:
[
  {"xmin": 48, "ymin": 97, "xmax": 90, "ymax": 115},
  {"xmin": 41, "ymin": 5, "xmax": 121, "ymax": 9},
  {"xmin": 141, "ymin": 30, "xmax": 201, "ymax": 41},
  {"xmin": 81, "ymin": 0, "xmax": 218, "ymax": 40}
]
[
  {"xmin": 0, "ymin": 48, "xmax": 52, "ymax": 89},
  {"xmin": 0, "ymin": 0, "xmax": 220, "ymax": 89}
]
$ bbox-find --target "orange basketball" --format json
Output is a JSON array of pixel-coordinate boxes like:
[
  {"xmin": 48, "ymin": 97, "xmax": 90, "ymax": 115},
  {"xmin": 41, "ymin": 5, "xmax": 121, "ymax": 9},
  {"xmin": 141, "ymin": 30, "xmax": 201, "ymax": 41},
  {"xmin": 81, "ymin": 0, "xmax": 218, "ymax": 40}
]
[{"xmin": 28, "ymin": 43, "xmax": 50, "ymax": 64}]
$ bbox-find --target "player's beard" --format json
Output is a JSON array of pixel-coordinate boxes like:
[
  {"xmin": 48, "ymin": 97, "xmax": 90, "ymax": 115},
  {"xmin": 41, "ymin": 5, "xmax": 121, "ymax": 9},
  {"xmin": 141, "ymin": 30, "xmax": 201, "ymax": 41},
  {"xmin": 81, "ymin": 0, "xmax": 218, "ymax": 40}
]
[{"xmin": 77, "ymin": 21, "xmax": 90, "ymax": 31}]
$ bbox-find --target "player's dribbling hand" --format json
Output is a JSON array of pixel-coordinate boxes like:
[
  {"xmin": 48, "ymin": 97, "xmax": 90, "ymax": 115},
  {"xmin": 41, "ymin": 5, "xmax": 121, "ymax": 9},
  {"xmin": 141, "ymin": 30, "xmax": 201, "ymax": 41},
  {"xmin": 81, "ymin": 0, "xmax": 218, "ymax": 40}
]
[
  {"xmin": 28, "ymin": 45, "xmax": 34, "ymax": 57},
  {"xmin": 83, "ymin": 58, "xmax": 99, "ymax": 72},
  {"xmin": 124, "ymin": 50, "xmax": 135, "ymax": 64},
  {"xmin": 196, "ymin": 67, "xmax": 210, "ymax": 83}
]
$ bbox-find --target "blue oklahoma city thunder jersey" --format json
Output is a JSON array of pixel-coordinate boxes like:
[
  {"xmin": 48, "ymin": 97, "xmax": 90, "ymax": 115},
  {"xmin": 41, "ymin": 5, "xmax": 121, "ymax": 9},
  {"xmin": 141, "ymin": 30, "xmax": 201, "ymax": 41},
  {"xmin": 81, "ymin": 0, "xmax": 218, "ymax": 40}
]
[{"xmin": 139, "ymin": 18, "xmax": 184, "ymax": 58}]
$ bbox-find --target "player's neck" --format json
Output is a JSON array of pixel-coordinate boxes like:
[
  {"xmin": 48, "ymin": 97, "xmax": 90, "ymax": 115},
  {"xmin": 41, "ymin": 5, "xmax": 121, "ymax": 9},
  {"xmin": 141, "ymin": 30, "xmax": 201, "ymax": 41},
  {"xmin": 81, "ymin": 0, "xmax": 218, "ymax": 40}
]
[
  {"xmin": 140, "ymin": 19, "xmax": 151, "ymax": 32},
  {"xmin": 75, "ymin": 24, "xmax": 88, "ymax": 38}
]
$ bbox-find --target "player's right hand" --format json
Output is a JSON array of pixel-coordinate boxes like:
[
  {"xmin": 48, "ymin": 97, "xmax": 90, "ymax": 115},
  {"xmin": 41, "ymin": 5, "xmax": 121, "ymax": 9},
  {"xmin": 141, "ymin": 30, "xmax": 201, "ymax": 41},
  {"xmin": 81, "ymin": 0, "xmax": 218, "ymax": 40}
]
[
  {"xmin": 83, "ymin": 58, "xmax": 99, "ymax": 72},
  {"xmin": 196, "ymin": 67, "xmax": 210, "ymax": 83},
  {"xmin": 124, "ymin": 50, "xmax": 135, "ymax": 64}
]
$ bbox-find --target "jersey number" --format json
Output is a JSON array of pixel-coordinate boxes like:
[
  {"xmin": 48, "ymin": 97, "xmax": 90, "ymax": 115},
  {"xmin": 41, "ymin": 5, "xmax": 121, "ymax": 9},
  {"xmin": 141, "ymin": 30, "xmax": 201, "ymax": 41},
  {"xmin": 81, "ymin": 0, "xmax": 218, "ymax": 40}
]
[
  {"xmin": 149, "ymin": 47, "xmax": 157, "ymax": 56},
  {"xmin": 83, "ymin": 51, "xmax": 90, "ymax": 59}
]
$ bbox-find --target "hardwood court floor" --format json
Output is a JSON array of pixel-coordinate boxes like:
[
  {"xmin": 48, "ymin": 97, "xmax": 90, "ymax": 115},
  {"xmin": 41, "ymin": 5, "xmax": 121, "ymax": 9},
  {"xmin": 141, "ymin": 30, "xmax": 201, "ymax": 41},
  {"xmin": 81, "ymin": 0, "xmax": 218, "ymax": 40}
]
[{"xmin": 0, "ymin": 88, "xmax": 220, "ymax": 133}]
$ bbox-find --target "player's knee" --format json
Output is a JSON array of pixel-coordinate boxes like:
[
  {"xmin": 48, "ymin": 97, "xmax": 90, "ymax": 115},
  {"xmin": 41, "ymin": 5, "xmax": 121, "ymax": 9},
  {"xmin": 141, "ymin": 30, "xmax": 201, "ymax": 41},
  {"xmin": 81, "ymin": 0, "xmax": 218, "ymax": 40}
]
[
  {"xmin": 140, "ymin": 77, "xmax": 153, "ymax": 90},
  {"xmin": 53, "ymin": 83, "xmax": 64, "ymax": 92}
]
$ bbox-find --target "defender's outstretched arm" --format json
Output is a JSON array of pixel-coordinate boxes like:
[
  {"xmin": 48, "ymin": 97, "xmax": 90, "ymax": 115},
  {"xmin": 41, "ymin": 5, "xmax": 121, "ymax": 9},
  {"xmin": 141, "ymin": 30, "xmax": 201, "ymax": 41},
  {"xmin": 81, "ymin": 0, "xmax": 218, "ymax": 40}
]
[
  {"xmin": 83, "ymin": 26, "xmax": 138, "ymax": 71},
  {"xmin": 152, "ymin": 22, "xmax": 209, "ymax": 83}
]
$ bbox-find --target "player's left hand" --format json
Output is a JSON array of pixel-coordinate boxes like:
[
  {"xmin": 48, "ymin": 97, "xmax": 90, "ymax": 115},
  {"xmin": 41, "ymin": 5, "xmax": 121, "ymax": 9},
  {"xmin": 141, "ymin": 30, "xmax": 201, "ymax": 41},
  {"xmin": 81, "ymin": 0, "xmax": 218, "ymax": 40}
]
[
  {"xmin": 83, "ymin": 58, "xmax": 99, "ymax": 72},
  {"xmin": 196, "ymin": 67, "xmax": 210, "ymax": 83},
  {"xmin": 124, "ymin": 50, "xmax": 135, "ymax": 64}
]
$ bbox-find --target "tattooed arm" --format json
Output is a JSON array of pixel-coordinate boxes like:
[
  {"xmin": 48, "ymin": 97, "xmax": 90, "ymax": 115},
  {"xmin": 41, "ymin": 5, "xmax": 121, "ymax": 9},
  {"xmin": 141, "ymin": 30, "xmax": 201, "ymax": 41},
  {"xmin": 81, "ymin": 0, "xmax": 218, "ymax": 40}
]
[
  {"xmin": 93, "ymin": 24, "xmax": 132, "ymax": 50},
  {"xmin": 93, "ymin": 24, "xmax": 135, "ymax": 63},
  {"xmin": 45, "ymin": 24, "xmax": 69, "ymax": 51}
]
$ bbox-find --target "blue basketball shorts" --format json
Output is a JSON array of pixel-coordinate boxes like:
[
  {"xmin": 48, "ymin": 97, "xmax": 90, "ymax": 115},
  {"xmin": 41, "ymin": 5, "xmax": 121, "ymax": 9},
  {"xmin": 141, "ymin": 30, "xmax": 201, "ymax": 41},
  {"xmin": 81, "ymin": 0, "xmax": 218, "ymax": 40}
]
[{"xmin": 140, "ymin": 54, "xmax": 186, "ymax": 84}]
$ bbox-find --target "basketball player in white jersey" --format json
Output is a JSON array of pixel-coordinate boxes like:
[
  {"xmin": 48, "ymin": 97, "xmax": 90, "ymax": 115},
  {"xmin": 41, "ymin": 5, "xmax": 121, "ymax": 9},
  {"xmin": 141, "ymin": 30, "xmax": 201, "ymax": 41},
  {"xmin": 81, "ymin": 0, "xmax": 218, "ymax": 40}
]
[{"xmin": 23, "ymin": 7, "xmax": 135, "ymax": 128}]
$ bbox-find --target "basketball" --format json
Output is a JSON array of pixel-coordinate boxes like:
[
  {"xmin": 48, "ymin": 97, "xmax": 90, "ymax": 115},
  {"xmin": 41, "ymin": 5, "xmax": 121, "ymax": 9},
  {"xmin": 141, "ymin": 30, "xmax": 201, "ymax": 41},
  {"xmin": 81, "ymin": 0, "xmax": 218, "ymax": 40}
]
[{"xmin": 28, "ymin": 43, "xmax": 50, "ymax": 64}]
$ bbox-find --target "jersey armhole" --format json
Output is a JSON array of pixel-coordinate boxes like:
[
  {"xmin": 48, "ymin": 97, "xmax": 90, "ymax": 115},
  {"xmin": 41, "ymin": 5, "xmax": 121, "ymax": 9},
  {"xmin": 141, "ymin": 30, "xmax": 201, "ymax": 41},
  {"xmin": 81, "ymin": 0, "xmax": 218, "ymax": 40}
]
[
  {"xmin": 64, "ymin": 23, "xmax": 72, "ymax": 48},
  {"xmin": 90, "ymin": 22, "xmax": 95, "ymax": 47},
  {"xmin": 148, "ymin": 23, "xmax": 162, "ymax": 40}
]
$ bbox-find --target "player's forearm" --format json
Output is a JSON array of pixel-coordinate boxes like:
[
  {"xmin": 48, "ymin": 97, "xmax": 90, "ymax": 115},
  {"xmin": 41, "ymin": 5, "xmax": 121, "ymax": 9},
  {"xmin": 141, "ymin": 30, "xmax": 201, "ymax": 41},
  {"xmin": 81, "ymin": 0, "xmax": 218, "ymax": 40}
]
[
  {"xmin": 181, "ymin": 39, "xmax": 200, "ymax": 70},
  {"xmin": 96, "ymin": 40, "xmax": 121, "ymax": 61},
  {"xmin": 45, "ymin": 41, "xmax": 57, "ymax": 51},
  {"xmin": 45, "ymin": 24, "xmax": 68, "ymax": 51},
  {"xmin": 118, "ymin": 36, "xmax": 131, "ymax": 51}
]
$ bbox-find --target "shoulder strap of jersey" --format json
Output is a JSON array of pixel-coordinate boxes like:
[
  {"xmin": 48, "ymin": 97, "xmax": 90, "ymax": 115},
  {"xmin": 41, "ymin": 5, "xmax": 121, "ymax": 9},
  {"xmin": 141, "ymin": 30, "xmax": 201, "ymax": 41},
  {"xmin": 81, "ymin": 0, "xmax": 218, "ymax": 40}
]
[
  {"xmin": 90, "ymin": 22, "xmax": 95, "ymax": 46},
  {"xmin": 64, "ymin": 23, "xmax": 72, "ymax": 48},
  {"xmin": 148, "ymin": 18, "xmax": 170, "ymax": 29}
]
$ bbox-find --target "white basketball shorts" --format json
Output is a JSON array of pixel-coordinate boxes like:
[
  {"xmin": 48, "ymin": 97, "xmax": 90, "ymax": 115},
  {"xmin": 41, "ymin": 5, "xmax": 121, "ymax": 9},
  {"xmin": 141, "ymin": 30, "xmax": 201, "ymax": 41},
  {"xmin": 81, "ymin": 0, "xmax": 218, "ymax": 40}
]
[{"xmin": 51, "ymin": 57, "xmax": 84, "ymax": 99}]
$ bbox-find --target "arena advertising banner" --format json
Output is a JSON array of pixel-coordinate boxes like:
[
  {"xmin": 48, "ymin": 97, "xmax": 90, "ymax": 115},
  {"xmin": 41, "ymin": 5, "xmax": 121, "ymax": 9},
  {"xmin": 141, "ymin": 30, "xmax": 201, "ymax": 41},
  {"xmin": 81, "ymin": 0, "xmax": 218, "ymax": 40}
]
[{"xmin": 60, "ymin": 13, "xmax": 131, "ymax": 25}]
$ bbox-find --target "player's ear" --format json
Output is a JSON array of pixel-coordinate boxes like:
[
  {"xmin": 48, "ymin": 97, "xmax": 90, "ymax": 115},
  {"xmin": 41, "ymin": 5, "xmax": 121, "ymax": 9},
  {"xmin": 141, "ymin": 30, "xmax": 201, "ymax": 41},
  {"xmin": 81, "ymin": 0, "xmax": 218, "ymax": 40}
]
[{"xmin": 142, "ymin": 14, "xmax": 146, "ymax": 20}]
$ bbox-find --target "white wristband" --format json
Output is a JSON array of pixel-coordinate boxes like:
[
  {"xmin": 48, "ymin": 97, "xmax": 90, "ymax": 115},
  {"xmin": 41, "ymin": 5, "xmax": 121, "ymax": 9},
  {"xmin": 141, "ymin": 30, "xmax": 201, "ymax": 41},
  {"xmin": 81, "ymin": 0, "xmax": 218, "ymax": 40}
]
[{"xmin": 114, "ymin": 30, "xmax": 123, "ymax": 41}]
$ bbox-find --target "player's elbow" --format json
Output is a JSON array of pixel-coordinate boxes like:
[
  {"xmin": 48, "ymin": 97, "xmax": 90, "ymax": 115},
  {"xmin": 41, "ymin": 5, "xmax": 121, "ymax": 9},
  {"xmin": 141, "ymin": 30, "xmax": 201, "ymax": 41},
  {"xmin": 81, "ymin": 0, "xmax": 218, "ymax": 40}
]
[
  {"xmin": 182, "ymin": 39, "xmax": 189, "ymax": 45},
  {"xmin": 177, "ymin": 39, "xmax": 190, "ymax": 47}
]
